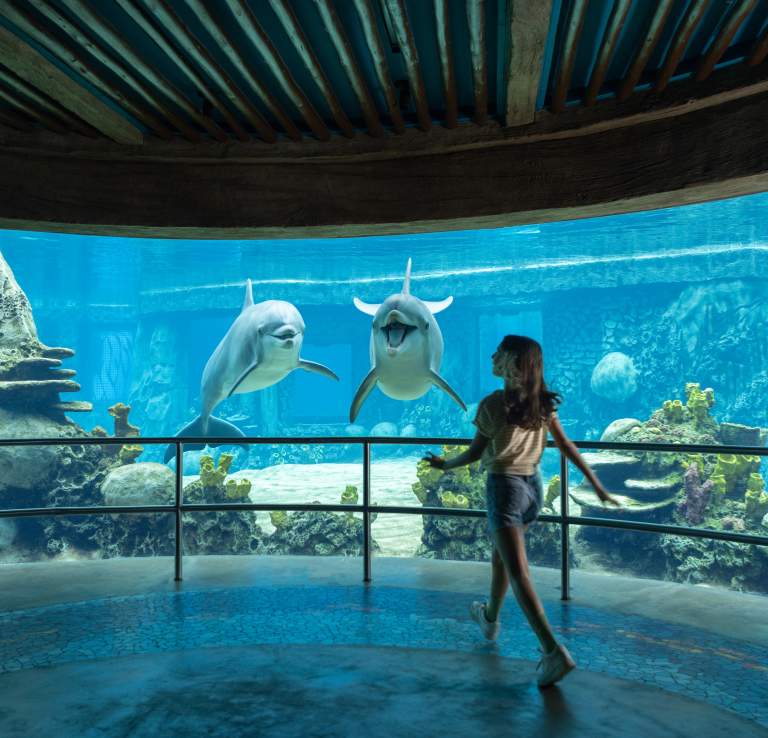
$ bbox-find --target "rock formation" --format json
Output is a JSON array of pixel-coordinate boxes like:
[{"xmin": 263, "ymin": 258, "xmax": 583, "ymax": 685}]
[{"xmin": 0, "ymin": 251, "xmax": 92, "ymax": 420}]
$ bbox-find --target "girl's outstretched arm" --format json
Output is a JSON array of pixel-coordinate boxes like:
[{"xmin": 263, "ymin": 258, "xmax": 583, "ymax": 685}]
[
  {"xmin": 547, "ymin": 415, "xmax": 621, "ymax": 507},
  {"xmin": 423, "ymin": 431, "xmax": 489, "ymax": 470}
]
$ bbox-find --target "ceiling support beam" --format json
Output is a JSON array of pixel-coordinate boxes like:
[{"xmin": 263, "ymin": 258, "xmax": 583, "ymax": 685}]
[
  {"xmin": 0, "ymin": 19, "xmax": 142, "ymax": 144},
  {"xmin": 61, "ymin": 0, "xmax": 228, "ymax": 142},
  {"xmin": 352, "ymin": 0, "xmax": 406, "ymax": 134},
  {"xmin": 225, "ymin": 0, "xmax": 329, "ymax": 141},
  {"xmin": 696, "ymin": 0, "xmax": 759, "ymax": 81},
  {"xmin": 432, "ymin": 0, "xmax": 458, "ymax": 129},
  {"xmin": 0, "ymin": 83, "xmax": 67, "ymax": 133},
  {"xmin": 433, "ymin": 0, "xmax": 457, "ymax": 129},
  {"xmin": 617, "ymin": 0, "xmax": 676, "ymax": 101},
  {"xmin": 268, "ymin": 0, "xmax": 354, "ymax": 138},
  {"xmin": 504, "ymin": 0, "xmax": 553, "ymax": 126},
  {"xmin": 654, "ymin": 0, "xmax": 711, "ymax": 93},
  {"xmin": 114, "ymin": 0, "xmax": 250, "ymax": 142},
  {"xmin": 383, "ymin": 0, "xmax": 431, "ymax": 131},
  {"xmin": 0, "ymin": 64, "xmax": 96, "ymax": 137},
  {"xmin": 25, "ymin": 0, "xmax": 201, "ymax": 142},
  {"xmin": 551, "ymin": 0, "xmax": 589, "ymax": 113},
  {"xmin": 748, "ymin": 24, "xmax": 768, "ymax": 67},
  {"xmin": 140, "ymin": 0, "xmax": 276, "ymax": 144},
  {"xmin": 584, "ymin": 0, "xmax": 631, "ymax": 106},
  {"xmin": 314, "ymin": 0, "xmax": 384, "ymax": 137},
  {"xmin": 466, "ymin": 0, "xmax": 487, "ymax": 124},
  {"xmin": 184, "ymin": 0, "xmax": 302, "ymax": 141}
]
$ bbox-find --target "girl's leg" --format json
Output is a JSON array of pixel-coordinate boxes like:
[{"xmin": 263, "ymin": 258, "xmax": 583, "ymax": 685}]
[
  {"xmin": 485, "ymin": 546, "xmax": 509, "ymax": 622},
  {"xmin": 492, "ymin": 525, "xmax": 558, "ymax": 653}
]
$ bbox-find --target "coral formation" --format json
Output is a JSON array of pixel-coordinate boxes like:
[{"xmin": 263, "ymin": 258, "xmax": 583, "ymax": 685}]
[
  {"xmin": 676, "ymin": 462, "xmax": 712, "ymax": 526},
  {"xmin": 544, "ymin": 475, "xmax": 560, "ymax": 511},
  {"xmin": 225, "ymin": 478, "xmax": 251, "ymax": 501},
  {"xmin": 118, "ymin": 444, "xmax": 143, "ymax": 465},
  {"xmin": 712, "ymin": 453, "xmax": 761, "ymax": 498},
  {"xmin": 745, "ymin": 473, "xmax": 768, "ymax": 522},
  {"xmin": 684, "ymin": 383, "xmax": 715, "ymax": 429},
  {"xmin": 662, "ymin": 399, "xmax": 685, "ymax": 423},
  {"xmin": 108, "ymin": 402, "xmax": 139, "ymax": 437},
  {"xmin": 199, "ymin": 453, "xmax": 233, "ymax": 488}
]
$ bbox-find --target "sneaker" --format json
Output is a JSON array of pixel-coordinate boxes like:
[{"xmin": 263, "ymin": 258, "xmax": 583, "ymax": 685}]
[
  {"xmin": 469, "ymin": 601, "xmax": 500, "ymax": 641},
  {"xmin": 536, "ymin": 644, "xmax": 576, "ymax": 687}
]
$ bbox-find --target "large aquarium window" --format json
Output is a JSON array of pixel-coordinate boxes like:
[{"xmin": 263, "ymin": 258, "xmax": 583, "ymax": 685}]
[{"xmin": 0, "ymin": 192, "xmax": 766, "ymax": 593}]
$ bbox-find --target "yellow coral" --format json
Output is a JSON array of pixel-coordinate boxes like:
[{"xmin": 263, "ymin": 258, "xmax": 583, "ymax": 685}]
[
  {"xmin": 545, "ymin": 475, "xmax": 560, "ymax": 510},
  {"xmin": 341, "ymin": 485, "xmax": 358, "ymax": 505},
  {"xmin": 270, "ymin": 510, "xmax": 288, "ymax": 529},
  {"xmin": 118, "ymin": 444, "xmax": 143, "ymax": 464},
  {"xmin": 200, "ymin": 453, "xmax": 234, "ymax": 488},
  {"xmin": 713, "ymin": 453, "xmax": 760, "ymax": 496},
  {"xmin": 108, "ymin": 402, "xmax": 139, "ymax": 437},
  {"xmin": 662, "ymin": 399, "xmax": 685, "ymax": 423},
  {"xmin": 225, "ymin": 478, "xmax": 251, "ymax": 500},
  {"xmin": 684, "ymin": 383, "xmax": 715, "ymax": 425}
]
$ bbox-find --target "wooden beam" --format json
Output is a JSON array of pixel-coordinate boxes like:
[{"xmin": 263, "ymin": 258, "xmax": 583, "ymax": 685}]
[
  {"xmin": 224, "ymin": 0, "xmax": 330, "ymax": 141},
  {"xmin": 0, "ymin": 83, "xmax": 67, "ymax": 133},
  {"xmin": 4, "ymin": 89, "xmax": 768, "ymax": 235},
  {"xmin": 0, "ymin": 106, "xmax": 32, "ymax": 132},
  {"xmin": 655, "ymin": 0, "xmax": 711, "ymax": 93},
  {"xmin": 551, "ymin": 0, "xmax": 589, "ymax": 113},
  {"xmin": 696, "ymin": 0, "xmax": 759, "ymax": 81},
  {"xmin": 584, "ymin": 0, "xmax": 631, "ymax": 106},
  {"xmin": 432, "ymin": 0, "xmax": 457, "ymax": 129},
  {"xmin": 466, "ymin": 0, "xmax": 487, "ymax": 124},
  {"xmin": 61, "ymin": 0, "xmax": 228, "ymax": 142},
  {"xmin": 352, "ymin": 0, "xmax": 406, "ymax": 133},
  {"xmin": 114, "ymin": 0, "xmax": 250, "ymax": 142},
  {"xmin": 0, "ymin": 19, "xmax": 142, "ymax": 143},
  {"xmin": 140, "ymin": 0, "xmax": 276, "ymax": 143},
  {"xmin": 25, "ymin": 0, "xmax": 201, "ymax": 142},
  {"xmin": 618, "ymin": 0, "xmax": 676, "ymax": 101},
  {"xmin": 268, "ymin": 0, "xmax": 355, "ymax": 138},
  {"xmin": 314, "ymin": 0, "xmax": 384, "ymax": 137},
  {"xmin": 0, "ymin": 63, "xmax": 97, "ymax": 137},
  {"xmin": 383, "ymin": 0, "xmax": 431, "ymax": 130},
  {"xmin": 748, "ymin": 24, "xmax": 768, "ymax": 67},
  {"xmin": 504, "ymin": 0, "xmax": 553, "ymax": 126},
  {"xmin": 183, "ymin": 0, "xmax": 303, "ymax": 141}
]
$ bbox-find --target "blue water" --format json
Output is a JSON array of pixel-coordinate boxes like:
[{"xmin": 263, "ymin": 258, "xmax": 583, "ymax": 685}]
[{"xmin": 1, "ymin": 192, "xmax": 767, "ymax": 479}]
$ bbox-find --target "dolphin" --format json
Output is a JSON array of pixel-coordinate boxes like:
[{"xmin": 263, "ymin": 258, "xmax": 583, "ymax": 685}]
[
  {"xmin": 349, "ymin": 258, "xmax": 466, "ymax": 422},
  {"xmin": 164, "ymin": 280, "xmax": 338, "ymax": 462}
]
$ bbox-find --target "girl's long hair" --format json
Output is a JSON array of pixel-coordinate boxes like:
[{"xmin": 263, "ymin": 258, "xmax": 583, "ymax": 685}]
[{"xmin": 498, "ymin": 335, "xmax": 561, "ymax": 429}]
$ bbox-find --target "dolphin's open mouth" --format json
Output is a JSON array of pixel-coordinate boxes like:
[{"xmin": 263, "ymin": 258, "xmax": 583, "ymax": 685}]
[
  {"xmin": 271, "ymin": 328, "xmax": 299, "ymax": 341},
  {"xmin": 382, "ymin": 321, "xmax": 415, "ymax": 349}
]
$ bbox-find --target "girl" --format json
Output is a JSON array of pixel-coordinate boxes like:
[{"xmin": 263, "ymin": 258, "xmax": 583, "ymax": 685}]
[{"xmin": 424, "ymin": 335, "xmax": 620, "ymax": 687}]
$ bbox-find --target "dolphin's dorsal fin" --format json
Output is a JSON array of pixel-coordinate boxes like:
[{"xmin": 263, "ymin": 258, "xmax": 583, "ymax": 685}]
[
  {"xmin": 353, "ymin": 297, "xmax": 380, "ymax": 316},
  {"xmin": 402, "ymin": 258, "xmax": 412, "ymax": 295},
  {"xmin": 423, "ymin": 296, "xmax": 453, "ymax": 314},
  {"xmin": 242, "ymin": 279, "xmax": 254, "ymax": 312}
]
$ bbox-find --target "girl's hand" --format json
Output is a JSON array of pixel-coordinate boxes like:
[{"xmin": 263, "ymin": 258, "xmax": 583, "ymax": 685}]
[
  {"xmin": 423, "ymin": 451, "xmax": 446, "ymax": 470},
  {"xmin": 594, "ymin": 483, "xmax": 621, "ymax": 507}
]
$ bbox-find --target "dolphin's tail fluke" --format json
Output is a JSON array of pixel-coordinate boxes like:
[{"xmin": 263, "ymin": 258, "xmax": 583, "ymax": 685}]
[
  {"xmin": 163, "ymin": 415, "xmax": 247, "ymax": 463},
  {"xmin": 403, "ymin": 258, "xmax": 412, "ymax": 295}
]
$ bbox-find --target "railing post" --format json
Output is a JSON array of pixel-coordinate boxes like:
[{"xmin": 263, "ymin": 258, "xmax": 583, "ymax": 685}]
[
  {"xmin": 363, "ymin": 441, "xmax": 372, "ymax": 583},
  {"xmin": 560, "ymin": 451, "xmax": 570, "ymax": 600},
  {"xmin": 174, "ymin": 441, "xmax": 183, "ymax": 582}
]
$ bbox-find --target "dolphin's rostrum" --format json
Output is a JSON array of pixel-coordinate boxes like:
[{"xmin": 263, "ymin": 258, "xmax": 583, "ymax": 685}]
[
  {"xmin": 349, "ymin": 258, "xmax": 466, "ymax": 422},
  {"xmin": 164, "ymin": 280, "xmax": 339, "ymax": 462}
]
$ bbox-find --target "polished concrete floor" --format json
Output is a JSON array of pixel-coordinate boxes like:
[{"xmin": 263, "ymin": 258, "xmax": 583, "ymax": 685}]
[{"xmin": 0, "ymin": 556, "xmax": 767, "ymax": 737}]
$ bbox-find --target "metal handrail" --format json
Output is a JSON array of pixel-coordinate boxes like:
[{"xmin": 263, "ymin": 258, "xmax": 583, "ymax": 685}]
[{"xmin": 1, "ymin": 435, "xmax": 767, "ymax": 600}]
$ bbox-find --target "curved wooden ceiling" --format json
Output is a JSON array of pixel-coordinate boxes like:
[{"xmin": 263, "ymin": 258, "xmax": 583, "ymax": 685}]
[{"xmin": 1, "ymin": 0, "xmax": 768, "ymax": 235}]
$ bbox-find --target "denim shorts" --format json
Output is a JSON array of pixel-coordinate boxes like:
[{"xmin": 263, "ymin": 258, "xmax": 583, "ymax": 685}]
[{"xmin": 485, "ymin": 471, "xmax": 543, "ymax": 534}]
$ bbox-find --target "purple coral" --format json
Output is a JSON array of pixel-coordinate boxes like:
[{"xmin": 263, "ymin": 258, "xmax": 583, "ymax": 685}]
[{"xmin": 677, "ymin": 463, "xmax": 713, "ymax": 525}]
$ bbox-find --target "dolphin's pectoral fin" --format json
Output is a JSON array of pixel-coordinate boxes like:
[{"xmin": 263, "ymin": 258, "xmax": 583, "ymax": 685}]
[
  {"xmin": 429, "ymin": 370, "xmax": 467, "ymax": 412},
  {"xmin": 350, "ymin": 369, "xmax": 378, "ymax": 422},
  {"xmin": 353, "ymin": 297, "xmax": 380, "ymax": 316},
  {"xmin": 423, "ymin": 296, "xmax": 453, "ymax": 314},
  {"xmin": 297, "ymin": 359, "xmax": 339, "ymax": 381},
  {"xmin": 227, "ymin": 360, "xmax": 260, "ymax": 398}
]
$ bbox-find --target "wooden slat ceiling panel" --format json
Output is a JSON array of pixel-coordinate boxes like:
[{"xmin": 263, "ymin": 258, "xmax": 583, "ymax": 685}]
[{"xmin": 0, "ymin": 0, "xmax": 767, "ymax": 144}]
